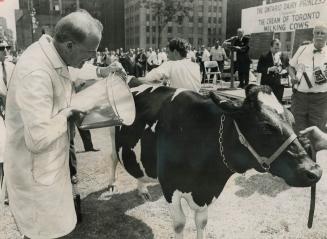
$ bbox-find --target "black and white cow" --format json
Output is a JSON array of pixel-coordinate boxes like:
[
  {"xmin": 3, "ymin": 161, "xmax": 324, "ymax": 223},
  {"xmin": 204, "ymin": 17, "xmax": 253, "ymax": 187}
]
[{"xmin": 108, "ymin": 79, "xmax": 322, "ymax": 239}]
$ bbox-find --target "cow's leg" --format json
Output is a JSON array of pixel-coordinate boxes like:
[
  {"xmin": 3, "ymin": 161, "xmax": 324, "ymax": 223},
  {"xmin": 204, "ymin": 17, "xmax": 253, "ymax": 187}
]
[
  {"xmin": 107, "ymin": 127, "xmax": 118, "ymax": 193},
  {"xmin": 99, "ymin": 128, "xmax": 119, "ymax": 201},
  {"xmin": 137, "ymin": 180, "xmax": 151, "ymax": 201},
  {"xmin": 169, "ymin": 192, "xmax": 186, "ymax": 239},
  {"xmin": 194, "ymin": 207, "xmax": 208, "ymax": 239}
]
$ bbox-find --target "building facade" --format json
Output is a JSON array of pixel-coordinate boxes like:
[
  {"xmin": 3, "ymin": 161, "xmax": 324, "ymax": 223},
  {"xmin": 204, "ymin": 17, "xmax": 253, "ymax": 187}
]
[
  {"xmin": 124, "ymin": 0, "xmax": 227, "ymax": 50},
  {"xmin": 15, "ymin": 0, "xmax": 125, "ymax": 50},
  {"xmin": 0, "ymin": 16, "xmax": 14, "ymax": 46}
]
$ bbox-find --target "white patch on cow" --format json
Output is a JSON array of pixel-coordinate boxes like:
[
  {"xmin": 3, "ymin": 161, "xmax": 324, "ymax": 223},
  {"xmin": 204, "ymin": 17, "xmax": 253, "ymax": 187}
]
[
  {"xmin": 171, "ymin": 190, "xmax": 207, "ymax": 211},
  {"xmin": 171, "ymin": 88, "xmax": 188, "ymax": 102},
  {"xmin": 151, "ymin": 121, "xmax": 158, "ymax": 133},
  {"xmin": 133, "ymin": 139, "xmax": 150, "ymax": 178},
  {"xmin": 131, "ymin": 84, "xmax": 162, "ymax": 95},
  {"xmin": 118, "ymin": 147, "xmax": 124, "ymax": 168},
  {"xmin": 150, "ymin": 85, "xmax": 162, "ymax": 92},
  {"xmin": 257, "ymin": 92, "xmax": 284, "ymax": 114},
  {"xmin": 131, "ymin": 84, "xmax": 153, "ymax": 95}
]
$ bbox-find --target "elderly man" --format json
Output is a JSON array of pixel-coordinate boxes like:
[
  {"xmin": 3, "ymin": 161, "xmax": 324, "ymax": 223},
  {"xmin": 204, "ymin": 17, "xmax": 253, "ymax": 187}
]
[
  {"xmin": 140, "ymin": 38, "xmax": 201, "ymax": 92},
  {"xmin": 224, "ymin": 28, "xmax": 252, "ymax": 88},
  {"xmin": 289, "ymin": 23, "xmax": 327, "ymax": 133},
  {"xmin": 4, "ymin": 10, "xmax": 122, "ymax": 239}
]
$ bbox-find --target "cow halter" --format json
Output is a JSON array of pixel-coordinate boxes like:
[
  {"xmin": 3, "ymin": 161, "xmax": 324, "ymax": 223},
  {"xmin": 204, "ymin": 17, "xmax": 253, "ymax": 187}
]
[{"xmin": 219, "ymin": 114, "xmax": 297, "ymax": 172}]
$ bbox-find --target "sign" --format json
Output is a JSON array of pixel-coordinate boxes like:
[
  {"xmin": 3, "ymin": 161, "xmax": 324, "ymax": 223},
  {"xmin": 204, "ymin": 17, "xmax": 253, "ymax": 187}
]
[
  {"xmin": 241, "ymin": 0, "xmax": 327, "ymax": 34},
  {"xmin": 248, "ymin": 32, "xmax": 274, "ymax": 59}
]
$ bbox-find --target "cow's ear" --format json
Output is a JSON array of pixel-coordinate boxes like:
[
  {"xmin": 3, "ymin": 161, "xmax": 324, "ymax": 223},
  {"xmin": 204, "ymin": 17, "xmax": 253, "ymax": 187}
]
[
  {"xmin": 209, "ymin": 91, "xmax": 242, "ymax": 114},
  {"xmin": 244, "ymin": 84, "xmax": 258, "ymax": 97}
]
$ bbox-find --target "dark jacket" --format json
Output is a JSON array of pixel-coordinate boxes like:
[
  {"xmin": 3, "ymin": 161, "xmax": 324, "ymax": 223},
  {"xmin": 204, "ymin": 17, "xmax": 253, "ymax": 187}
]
[
  {"xmin": 225, "ymin": 36, "xmax": 252, "ymax": 72},
  {"xmin": 257, "ymin": 51, "xmax": 289, "ymax": 86}
]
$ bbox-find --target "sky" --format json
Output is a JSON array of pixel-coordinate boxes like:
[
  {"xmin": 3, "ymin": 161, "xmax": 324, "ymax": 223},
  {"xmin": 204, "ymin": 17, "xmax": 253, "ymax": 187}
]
[{"xmin": 0, "ymin": 0, "xmax": 19, "ymax": 39}]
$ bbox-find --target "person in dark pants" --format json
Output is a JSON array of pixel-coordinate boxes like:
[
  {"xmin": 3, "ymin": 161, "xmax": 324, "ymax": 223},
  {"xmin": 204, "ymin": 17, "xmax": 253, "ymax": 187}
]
[
  {"xmin": 224, "ymin": 28, "xmax": 252, "ymax": 88},
  {"xmin": 135, "ymin": 48, "xmax": 147, "ymax": 77},
  {"xmin": 257, "ymin": 39, "xmax": 289, "ymax": 102}
]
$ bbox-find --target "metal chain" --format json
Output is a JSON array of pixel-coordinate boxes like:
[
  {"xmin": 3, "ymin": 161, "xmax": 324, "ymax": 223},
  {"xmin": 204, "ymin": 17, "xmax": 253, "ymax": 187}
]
[{"xmin": 219, "ymin": 114, "xmax": 236, "ymax": 173}]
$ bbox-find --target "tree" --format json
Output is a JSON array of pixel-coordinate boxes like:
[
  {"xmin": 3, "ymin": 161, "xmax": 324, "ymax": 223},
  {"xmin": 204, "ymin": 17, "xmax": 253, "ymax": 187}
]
[{"xmin": 141, "ymin": 0, "xmax": 193, "ymax": 48}]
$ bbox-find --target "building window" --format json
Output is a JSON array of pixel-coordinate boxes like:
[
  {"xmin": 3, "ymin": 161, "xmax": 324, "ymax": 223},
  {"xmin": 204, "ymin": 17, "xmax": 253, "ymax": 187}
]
[
  {"xmin": 146, "ymin": 26, "xmax": 150, "ymax": 32},
  {"xmin": 178, "ymin": 16, "xmax": 183, "ymax": 24},
  {"xmin": 178, "ymin": 27, "xmax": 183, "ymax": 34},
  {"xmin": 219, "ymin": 6, "xmax": 222, "ymax": 12},
  {"xmin": 189, "ymin": 16, "xmax": 193, "ymax": 22},
  {"xmin": 213, "ymin": 17, "xmax": 217, "ymax": 23},
  {"xmin": 208, "ymin": 28, "xmax": 211, "ymax": 35},
  {"xmin": 198, "ymin": 5, "xmax": 204, "ymax": 12},
  {"xmin": 198, "ymin": 17, "xmax": 203, "ymax": 23},
  {"xmin": 208, "ymin": 17, "xmax": 211, "ymax": 23},
  {"xmin": 218, "ymin": 17, "xmax": 222, "ymax": 23},
  {"xmin": 168, "ymin": 26, "xmax": 173, "ymax": 33},
  {"xmin": 146, "ymin": 37, "xmax": 150, "ymax": 44},
  {"xmin": 152, "ymin": 37, "xmax": 156, "ymax": 44},
  {"xmin": 213, "ymin": 6, "xmax": 217, "ymax": 12},
  {"xmin": 146, "ymin": 14, "xmax": 150, "ymax": 21},
  {"xmin": 152, "ymin": 15, "xmax": 156, "ymax": 21},
  {"xmin": 286, "ymin": 32, "xmax": 292, "ymax": 41},
  {"xmin": 208, "ymin": 6, "xmax": 212, "ymax": 12}
]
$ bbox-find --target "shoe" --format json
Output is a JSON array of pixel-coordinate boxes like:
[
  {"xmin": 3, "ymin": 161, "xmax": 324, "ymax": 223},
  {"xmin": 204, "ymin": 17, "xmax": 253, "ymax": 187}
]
[{"xmin": 85, "ymin": 148, "xmax": 100, "ymax": 152}]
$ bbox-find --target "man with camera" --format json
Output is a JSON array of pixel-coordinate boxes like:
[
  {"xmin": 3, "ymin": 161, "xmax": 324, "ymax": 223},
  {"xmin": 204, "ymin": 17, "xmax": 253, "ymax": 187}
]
[
  {"xmin": 257, "ymin": 39, "xmax": 289, "ymax": 102},
  {"xmin": 289, "ymin": 23, "xmax": 327, "ymax": 133}
]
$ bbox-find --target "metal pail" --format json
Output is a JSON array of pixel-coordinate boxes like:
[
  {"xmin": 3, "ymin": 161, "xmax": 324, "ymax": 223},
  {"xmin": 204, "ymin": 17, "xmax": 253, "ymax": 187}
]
[{"xmin": 71, "ymin": 73, "xmax": 135, "ymax": 129}]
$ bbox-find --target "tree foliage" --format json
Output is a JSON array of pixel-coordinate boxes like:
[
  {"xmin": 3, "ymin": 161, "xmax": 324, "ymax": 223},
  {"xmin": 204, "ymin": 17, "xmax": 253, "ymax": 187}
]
[{"xmin": 140, "ymin": 0, "xmax": 193, "ymax": 47}]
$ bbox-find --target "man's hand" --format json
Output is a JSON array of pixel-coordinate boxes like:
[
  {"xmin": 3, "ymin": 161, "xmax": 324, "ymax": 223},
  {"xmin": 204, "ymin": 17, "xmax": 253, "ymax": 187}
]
[
  {"xmin": 97, "ymin": 62, "xmax": 127, "ymax": 80},
  {"xmin": 268, "ymin": 66, "xmax": 279, "ymax": 73},
  {"xmin": 60, "ymin": 107, "xmax": 85, "ymax": 118},
  {"xmin": 299, "ymin": 126, "xmax": 327, "ymax": 151}
]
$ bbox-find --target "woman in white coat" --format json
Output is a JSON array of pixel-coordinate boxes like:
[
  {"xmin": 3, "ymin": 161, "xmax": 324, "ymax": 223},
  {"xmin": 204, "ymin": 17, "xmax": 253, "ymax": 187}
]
[{"xmin": 4, "ymin": 11, "xmax": 104, "ymax": 239}]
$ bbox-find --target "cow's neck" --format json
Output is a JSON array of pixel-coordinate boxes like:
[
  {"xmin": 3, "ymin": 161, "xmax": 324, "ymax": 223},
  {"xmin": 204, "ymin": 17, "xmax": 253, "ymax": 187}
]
[{"xmin": 221, "ymin": 116, "xmax": 257, "ymax": 174}]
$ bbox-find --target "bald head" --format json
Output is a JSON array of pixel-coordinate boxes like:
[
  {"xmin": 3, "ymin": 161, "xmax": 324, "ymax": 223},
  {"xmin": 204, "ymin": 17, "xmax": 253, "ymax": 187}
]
[
  {"xmin": 54, "ymin": 10, "xmax": 103, "ymax": 44},
  {"xmin": 53, "ymin": 10, "xmax": 103, "ymax": 68}
]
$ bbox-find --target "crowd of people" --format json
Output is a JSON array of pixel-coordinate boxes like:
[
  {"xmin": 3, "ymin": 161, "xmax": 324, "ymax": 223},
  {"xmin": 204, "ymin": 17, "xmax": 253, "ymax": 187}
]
[{"xmin": 0, "ymin": 7, "xmax": 326, "ymax": 239}]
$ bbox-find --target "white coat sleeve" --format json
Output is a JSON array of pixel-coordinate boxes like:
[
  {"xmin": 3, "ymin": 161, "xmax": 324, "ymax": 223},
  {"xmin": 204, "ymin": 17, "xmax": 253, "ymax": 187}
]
[{"xmin": 16, "ymin": 70, "xmax": 68, "ymax": 153}]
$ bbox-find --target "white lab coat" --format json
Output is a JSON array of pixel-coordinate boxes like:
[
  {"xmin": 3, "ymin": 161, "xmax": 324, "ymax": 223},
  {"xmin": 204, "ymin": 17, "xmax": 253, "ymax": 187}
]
[
  {"xmin": 0, "ymin": 60, "xmax": 14, "ymax": 163},
  {"xmin": 4, "ymin": 35, "xmax": 76, "ymax": 238}
]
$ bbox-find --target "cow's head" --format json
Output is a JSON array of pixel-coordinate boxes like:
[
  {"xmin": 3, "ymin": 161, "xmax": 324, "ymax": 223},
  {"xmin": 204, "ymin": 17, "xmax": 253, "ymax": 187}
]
[{"xmin": 210, "ymin": 85, "xmax": 322, "ymax": 187}]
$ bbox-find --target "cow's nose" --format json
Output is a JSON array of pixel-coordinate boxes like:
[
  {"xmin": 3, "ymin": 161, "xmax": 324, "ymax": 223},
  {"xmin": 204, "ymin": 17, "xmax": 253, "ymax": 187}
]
[{"xmin": 305, "ymin": 164, "xmax": 322, "ymax": 183}]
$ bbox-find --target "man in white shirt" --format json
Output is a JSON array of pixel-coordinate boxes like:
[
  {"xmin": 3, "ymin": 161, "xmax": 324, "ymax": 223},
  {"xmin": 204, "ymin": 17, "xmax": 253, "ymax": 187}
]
[
  {"xmin": 158, "ymin": 48, "xmax": 168, "ymax": 65},
  {"xmin": 141, "ymin": 38, "xmax": 201, "ymax": 92},
  {"xmin": 147, "ymin": 48, "xmax": 158, "ymax": 71},
  {"xmin": 200, "ymin": 45, "xmax": 211, "ymax": 81},
  {"xmin": 289, "ymin": 23, "xmax": 327, "ymax": 133},
  {"xmin": 210, "ymin": 40, "xmax": 227, "ymax": 73}
]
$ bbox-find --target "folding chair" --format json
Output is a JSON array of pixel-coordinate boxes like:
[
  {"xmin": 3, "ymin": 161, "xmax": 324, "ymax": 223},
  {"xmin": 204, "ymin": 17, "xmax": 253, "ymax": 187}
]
[{"xmin": 203, "ymin": 61, "xmax": 222, "ymax": 87}]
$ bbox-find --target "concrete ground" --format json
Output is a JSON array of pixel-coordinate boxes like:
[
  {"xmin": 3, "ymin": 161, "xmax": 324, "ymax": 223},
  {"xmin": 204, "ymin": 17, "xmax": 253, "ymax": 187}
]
[{"xmin": 1, "ymin": 127, "xmax": 327, "ymax": 239}]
